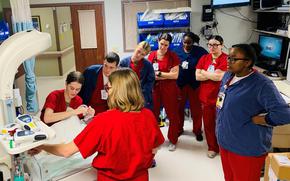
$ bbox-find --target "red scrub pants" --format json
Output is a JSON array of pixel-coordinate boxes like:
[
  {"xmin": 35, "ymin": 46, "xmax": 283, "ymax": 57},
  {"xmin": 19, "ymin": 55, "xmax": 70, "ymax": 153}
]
[
  {"xmin": 220, "ymin": 147, "xmax": 266, "ymax": 181},
  {"xmin": 178, "ymin": 85, "xmax": 202, "ymax": 135},
  {"xmin": 153, "ymin": 80, "xmax": 180, "ymax": 144},
  {"xmin": 201, "ymin": 103, "xmax": 219, "ymax": 152},
  {"xmin": 98, "ymin": 171, "xmax": 148, "ymax": 181}
]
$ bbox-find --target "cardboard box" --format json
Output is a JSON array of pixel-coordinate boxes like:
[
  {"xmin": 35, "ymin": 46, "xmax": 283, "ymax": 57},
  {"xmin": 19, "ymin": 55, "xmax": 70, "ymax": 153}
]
[{"xmin": 264, "ymin": 153, "xmax": 290, "ymax": 181}]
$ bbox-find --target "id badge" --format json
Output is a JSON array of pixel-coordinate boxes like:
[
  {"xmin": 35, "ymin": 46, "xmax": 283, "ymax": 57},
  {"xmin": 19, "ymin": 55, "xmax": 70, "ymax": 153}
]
[
  {"xmin": 181, "ymin": 61, "xmax": 189, "ymax": 69},
  {"xmin": 153, "ymin": 63, "xmax": 159, "ymax": 71},
  {"xmin": 207, "ymin": 64, "xmax": 215, "ymax": 73},
  {"xmin": 101, "ymin": 89, "xmax": 108, "ymax": 100},
  {"xmin": 216, "ymin": 92, "xmax": 225, "ymax": 109}
]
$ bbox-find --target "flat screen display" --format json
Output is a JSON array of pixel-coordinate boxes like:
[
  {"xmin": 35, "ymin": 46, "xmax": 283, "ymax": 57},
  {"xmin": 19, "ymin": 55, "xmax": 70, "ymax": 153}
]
[
  {"xmin": 211, "ymin": 0, "xmax": 251, "ymax": 9},
  {"xmin": 259, "ymin": 35, "xmax": 283, "ymax": 60}
]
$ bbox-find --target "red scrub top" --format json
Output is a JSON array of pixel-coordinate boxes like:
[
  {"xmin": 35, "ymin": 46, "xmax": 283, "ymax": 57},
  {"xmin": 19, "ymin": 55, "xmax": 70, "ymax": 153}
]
[
  {"xmin": 40, "ymin": 89, "xmax": 83, "ymax": 126},
  {"xmin": 88, "ymin": 69, "xmax": 109, "ymax": 115},
  {"xmin": 130, "ymin": 58, "xmax": 144, "ymax": 79},
  {"xmin": 196, "ymin": 52, "xmax": 227, "ymax": 106},
  {"xmin": 148, "ymin": 50, "xmax": 180, "ymax": 73},
  {"xmin": 74, "ymin": 108, "xmax": 165, "ymax": 180}
]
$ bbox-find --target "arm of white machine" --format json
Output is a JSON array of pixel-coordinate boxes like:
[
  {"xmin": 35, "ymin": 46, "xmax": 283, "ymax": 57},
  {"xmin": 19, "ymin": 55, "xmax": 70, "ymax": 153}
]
[
  {"xmin": 0, "ymin": 30, "xmax": 51, "ymax": 179},
  {"xmin": 0, "ymin": 30, "xmax": 51, "ymax": 126}
]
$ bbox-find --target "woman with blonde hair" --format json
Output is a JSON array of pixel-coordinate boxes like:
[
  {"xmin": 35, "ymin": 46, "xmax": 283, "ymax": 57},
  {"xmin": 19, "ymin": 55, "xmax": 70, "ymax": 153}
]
[
  {"xmin": 31, "ymin": 68, "xmax": 164, "ymax": 181},
  {"xmin": 120, "ymin": 41, "xmax": 155, "ymax": 110}
]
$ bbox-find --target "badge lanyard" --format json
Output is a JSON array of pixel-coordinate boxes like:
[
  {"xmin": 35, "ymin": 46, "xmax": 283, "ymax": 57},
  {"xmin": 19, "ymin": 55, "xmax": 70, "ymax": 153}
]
[
  {"xmin": 216, "ymin": 75, "xmax": 234, "ymax": 109},
  {"xmin": 152, "ymin": 54, "xmax": 159, "ymax": 71},
  {"xmin": 181, "ymin": 54, "xmax": 190, "ymax": 69}
]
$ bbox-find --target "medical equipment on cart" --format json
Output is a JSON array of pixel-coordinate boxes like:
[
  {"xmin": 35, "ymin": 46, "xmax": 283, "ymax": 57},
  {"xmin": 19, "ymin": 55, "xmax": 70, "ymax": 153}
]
[{"xmin": 16, "ymin": 114, "xmax": 39, "ymax": 131}]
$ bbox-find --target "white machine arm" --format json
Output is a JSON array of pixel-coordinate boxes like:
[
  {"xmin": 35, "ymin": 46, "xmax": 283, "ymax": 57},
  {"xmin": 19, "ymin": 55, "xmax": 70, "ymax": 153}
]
[
  {"xmin": 0, "ymin": 30, "xmax": 51, "ymax": 100},
  {"xmin": 0, "ymin": 30, "xmax": 51, "ymax": 180},
  {"xmin": 0, "ymin": 30, "xmax": 51, "ymax": 126}
]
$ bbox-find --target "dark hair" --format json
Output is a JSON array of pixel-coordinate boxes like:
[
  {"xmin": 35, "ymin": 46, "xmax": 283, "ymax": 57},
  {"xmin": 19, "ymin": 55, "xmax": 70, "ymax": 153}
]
[
  {"xmin": 183, "ymin": 32, "xmax": 200, "ymax": 44},
  {"xmin": 105, "ymin": 52, "xmax": 120, "ymax": 66},
  {"xmin": 209, "ymin": 35, "xmax": 224, "ymax": 45},
  {"xmin": 249, "ymin": 42, "xmax": 262, "ymax": 58},
  {"xmin": 66, "ymin": 71, "xmax": 84, "ymax": 85},
  {"xmin": 158, "ymin": 33, "xmax": 172, "ymax": 44},
  {"xmin": 232, "ymin": 44, "xmax": 258, "ymax": 68}
]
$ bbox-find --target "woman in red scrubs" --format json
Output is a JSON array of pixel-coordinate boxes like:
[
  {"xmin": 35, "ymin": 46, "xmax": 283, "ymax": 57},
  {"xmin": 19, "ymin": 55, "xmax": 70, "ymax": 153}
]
[
  {"xmin": 196, "ymin": 35, "xmax": 227, "ymax": 158},
  {"xmin": 148, "ymin": 33, "xmax": 180, "ymax": 151},
  {"xmin": 33, "ymin": 69, "xmax": 165, "ymax": 181},
  {"xmin": 40, "ymin": 71, "xmax": 95, "ymax": 126}
]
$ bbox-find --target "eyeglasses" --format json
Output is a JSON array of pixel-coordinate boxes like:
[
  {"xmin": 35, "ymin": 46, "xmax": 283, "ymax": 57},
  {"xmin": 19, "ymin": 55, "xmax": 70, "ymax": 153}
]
[
  {"xmin": 207, "ymin": 43, "xmax": 221, "ymax": 48},
  {"xmin": 227, "ymin": 56, "xmax": 249, "ymax": 62}
]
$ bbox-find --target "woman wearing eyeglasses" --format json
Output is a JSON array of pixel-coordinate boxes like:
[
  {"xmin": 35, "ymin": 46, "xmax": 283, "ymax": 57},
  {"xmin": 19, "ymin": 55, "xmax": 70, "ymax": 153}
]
[
  {"xmin": 148, "ymin": 33, "xmax": 181, "ymax": 151},
  {"xmin": 120, "ymin": 41, "xmax": 155, "ymax": 110},
  {"xmin": 32, "ymin": 69, "xmax": 165, "ymax": 181},
  {"xmin": 175, "ymin": 32, "xmax": 208, "ymax": 141},
  {"xmin": 216, "ymin": 44, "xmax": 290, "ymax": 181},
  {"xmin": 195, "ymin": 35, "xmax": 228, "ymax": 158}
]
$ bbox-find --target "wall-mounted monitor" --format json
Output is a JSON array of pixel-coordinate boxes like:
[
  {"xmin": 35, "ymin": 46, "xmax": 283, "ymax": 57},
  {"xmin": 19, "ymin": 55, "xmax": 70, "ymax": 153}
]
[{"xmin": 211, "ymin": 0, "xmax": 251, "ymax": 9}]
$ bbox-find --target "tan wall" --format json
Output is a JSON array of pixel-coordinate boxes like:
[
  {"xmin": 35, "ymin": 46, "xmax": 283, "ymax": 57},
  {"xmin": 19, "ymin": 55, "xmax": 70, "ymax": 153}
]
[
  {"xmin": 56, "ymin": 6, "xmax": 75, "ymax": 74},
  {"xmin": 31, "ymin": 7, "xmax": 59, "ymax": 76},
  {"xmin": 31, "ymin": 7, "xmax": 75, "ymax": 76}
]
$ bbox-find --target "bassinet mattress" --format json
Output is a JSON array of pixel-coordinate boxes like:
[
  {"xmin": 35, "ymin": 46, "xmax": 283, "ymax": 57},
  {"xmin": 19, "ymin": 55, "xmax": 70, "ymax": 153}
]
[{"xmin": 25, "ymin": 116, "xmax": 96, "ymax": 181}]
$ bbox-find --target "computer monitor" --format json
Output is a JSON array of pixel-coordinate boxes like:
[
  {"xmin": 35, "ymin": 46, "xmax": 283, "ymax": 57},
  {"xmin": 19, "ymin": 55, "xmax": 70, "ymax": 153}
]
[
  {"xmin": 211, "ymin": 0, "xmax": 250, "ymax": 9},
  {"xmin": 259, "ymin": 34, "xmax": 283, "ymax": 61},
  {"xmin": 257, "ymin": 34, "xmax": 289, "ymax": 73}
]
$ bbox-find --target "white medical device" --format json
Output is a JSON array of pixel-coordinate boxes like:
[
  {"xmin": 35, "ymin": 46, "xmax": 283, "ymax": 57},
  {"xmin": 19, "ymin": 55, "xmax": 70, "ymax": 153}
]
[
  {"xmin": 16, "ymin": 114, "xmax": 38, "ymax": 131},
  {"xmin": 14, "ymin": 130, "xmax": 48, "ymax": 143}
]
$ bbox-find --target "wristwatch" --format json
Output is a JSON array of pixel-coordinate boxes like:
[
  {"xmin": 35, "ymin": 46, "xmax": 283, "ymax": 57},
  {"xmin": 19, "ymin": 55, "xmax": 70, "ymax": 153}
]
[{"xmin": 157, "ymin": 71, "xmax": 162, "ymax": 77}]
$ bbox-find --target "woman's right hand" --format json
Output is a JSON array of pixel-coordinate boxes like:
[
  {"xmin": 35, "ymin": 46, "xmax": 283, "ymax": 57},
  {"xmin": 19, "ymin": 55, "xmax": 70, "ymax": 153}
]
[{"xmin": 74, "ymin": 106, "xmax": 88, "ymax": 115}]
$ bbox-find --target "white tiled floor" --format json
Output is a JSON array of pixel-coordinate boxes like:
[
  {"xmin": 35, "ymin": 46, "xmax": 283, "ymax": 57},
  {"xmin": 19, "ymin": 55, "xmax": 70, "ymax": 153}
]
[{"xmin": 150, "ymin": 121, "xmax": 224, "ymax": 181}]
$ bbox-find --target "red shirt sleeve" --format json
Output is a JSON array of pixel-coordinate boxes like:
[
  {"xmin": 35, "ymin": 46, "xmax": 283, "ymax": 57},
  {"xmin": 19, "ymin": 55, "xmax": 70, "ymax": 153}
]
[
  {"xmin": 43, "ymin": 91, "xmax": 58, "ymax": 111},
  {"xmin": 147, "ymin": 51, "xmax": 155, "ymax": 63},
  {"xmin": 196, "ymin": 54, "xmax": 206, "ymax": 70},
  {"xmin": 170, "ymin": 51, "xmax": 180, "ymax": 67},
  {"xmin": 74, "ymin": 114, "xmax": 105, "ymax": 158}
]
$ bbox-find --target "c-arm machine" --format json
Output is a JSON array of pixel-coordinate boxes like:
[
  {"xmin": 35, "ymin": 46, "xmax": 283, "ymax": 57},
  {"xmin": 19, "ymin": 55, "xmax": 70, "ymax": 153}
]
[{"xmin": 0, "ymin": 30, "xmax": 51, "ymax": 180}]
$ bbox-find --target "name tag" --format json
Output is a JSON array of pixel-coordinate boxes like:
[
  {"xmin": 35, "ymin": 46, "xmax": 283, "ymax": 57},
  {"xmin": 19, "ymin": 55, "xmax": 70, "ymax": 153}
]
[
  {"xmin": 153, "ymin": 63, "xmax": 159, "ymax": 71},
  {"xmin": 216, "ymin": 92, "xmax": 225, "ymax": 109},
  {"xmin": 181, "ymin": 61, "xmax": 189, "ymax": 69},
  {"xmin": 207, "ymin": 64, "xmax": 215, "ymax": 73},
  {"xmin": 101, "ymin": 89, "xmax": 108, "ymax": 100}
]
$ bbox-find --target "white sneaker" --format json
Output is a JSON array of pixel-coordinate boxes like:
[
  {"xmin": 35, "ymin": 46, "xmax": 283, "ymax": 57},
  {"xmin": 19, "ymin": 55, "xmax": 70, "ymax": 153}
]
[
  {"xmin": 168, "ymin": 143, "xmax": 176, "ymax": 151},
  {"xmin": 207, "ymin": 151, "xmax": 217, "ymax": 158}
]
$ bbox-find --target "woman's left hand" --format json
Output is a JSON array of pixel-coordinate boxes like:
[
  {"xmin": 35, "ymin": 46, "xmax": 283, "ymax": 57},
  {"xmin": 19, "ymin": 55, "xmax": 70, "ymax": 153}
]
[
  {"xmin": 28, "ymin": 145, "xmax": 43, "ymax": 155},
  {"xmin": 87, "ymin": 106, "xmax": 95, "ymax": 116},
  {"xmin": 252, "ymin": 115, "xmax": 266, "ymax": 125}
]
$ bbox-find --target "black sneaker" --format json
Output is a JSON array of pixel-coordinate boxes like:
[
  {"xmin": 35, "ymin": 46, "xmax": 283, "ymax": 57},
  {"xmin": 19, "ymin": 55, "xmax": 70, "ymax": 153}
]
[
  {"xmin": 151, "ymin": 159, "xmax": 157, "ymax": 168},
  {"xmin": 196, "ymin": 134, "xmax": 203, "ymax": 142}
]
